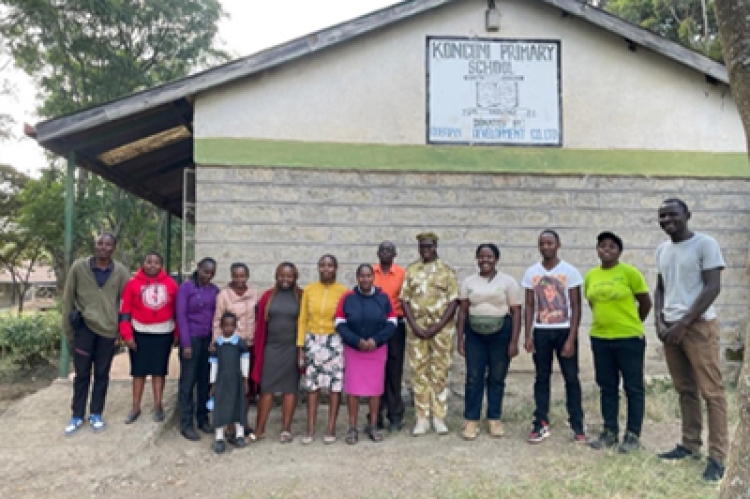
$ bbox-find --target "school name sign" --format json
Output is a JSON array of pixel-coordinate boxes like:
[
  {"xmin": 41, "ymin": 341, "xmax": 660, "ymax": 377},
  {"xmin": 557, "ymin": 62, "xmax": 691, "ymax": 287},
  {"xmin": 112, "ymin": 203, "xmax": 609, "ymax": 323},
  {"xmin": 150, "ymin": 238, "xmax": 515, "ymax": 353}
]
[{"xmin": 427, "ymin": 37, "xmax": 562, "ymax": 147}]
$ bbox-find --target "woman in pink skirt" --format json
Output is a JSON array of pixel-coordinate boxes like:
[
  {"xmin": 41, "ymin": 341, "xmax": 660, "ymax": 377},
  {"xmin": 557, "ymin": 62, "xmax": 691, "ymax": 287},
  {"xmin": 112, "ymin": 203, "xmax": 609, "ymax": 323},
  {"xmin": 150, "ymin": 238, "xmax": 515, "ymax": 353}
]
[{"xmin": 335, "ymin": 264, "xmax": 397, "ymax": 444}]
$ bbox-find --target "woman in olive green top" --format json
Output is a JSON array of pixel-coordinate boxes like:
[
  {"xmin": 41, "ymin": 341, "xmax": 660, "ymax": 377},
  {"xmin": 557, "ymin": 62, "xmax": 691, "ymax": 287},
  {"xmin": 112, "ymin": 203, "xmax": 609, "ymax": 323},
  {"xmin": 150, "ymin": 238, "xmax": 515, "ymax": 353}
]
[{"xmin": 584, "ymin": 232, "xmax": 652, "ymax": 453}]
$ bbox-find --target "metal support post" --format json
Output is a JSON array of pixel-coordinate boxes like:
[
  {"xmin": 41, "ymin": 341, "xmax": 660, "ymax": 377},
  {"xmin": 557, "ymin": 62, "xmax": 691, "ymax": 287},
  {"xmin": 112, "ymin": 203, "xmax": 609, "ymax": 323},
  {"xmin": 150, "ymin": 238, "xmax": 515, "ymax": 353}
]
[{"xmin": 60, "ymin": 152, "xmax": 76, "ymax": 378}]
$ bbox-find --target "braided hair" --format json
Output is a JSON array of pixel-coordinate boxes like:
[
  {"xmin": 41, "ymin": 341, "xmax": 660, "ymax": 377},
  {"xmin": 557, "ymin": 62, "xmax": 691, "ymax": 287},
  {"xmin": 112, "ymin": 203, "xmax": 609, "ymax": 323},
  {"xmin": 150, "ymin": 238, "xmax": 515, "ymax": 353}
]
[{"xmin": 265, "ymin": 262, "xmax": 303, "ymax": 321}]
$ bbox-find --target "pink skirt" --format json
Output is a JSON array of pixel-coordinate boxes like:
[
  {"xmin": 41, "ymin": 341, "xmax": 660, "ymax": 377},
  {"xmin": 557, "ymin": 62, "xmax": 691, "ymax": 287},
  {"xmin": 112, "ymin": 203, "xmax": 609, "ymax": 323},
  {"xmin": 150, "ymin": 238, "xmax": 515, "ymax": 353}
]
[{"xmin": 343, "ymin": 344, "xmax": 387, "ymax": 396}]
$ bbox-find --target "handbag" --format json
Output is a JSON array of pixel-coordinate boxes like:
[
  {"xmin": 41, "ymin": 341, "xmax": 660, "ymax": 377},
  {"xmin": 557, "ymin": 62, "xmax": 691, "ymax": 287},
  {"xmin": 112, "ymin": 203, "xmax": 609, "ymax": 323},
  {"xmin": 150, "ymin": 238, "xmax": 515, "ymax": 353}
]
[{"xmin": 469, "ymin": 315, "xmax": 505, "ymax": 334}]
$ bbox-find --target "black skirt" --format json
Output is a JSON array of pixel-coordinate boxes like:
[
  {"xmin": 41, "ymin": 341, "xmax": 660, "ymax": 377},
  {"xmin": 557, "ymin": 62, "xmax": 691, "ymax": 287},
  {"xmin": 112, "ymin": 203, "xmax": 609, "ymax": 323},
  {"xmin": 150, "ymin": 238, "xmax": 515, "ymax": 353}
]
[{"xmin": 129, "ymin": 331, "xmax": 173, "ymax": 376}]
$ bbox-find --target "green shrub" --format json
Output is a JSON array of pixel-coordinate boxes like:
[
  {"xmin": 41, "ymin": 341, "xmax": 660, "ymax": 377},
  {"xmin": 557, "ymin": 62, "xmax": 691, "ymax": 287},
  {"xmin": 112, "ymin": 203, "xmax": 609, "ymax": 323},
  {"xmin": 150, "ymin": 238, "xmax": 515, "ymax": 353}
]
[{"xmin": 0, "ymin": 312, "xmax": 61, "ymax": 369}]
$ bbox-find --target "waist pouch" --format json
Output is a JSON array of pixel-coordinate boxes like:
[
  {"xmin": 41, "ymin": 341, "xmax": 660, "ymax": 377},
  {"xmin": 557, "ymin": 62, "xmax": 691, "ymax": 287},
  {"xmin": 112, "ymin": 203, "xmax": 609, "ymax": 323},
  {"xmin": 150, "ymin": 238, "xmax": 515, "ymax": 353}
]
[{"xmin": 469, "ymin": 315, "xmax": 505, "ymax": 334}]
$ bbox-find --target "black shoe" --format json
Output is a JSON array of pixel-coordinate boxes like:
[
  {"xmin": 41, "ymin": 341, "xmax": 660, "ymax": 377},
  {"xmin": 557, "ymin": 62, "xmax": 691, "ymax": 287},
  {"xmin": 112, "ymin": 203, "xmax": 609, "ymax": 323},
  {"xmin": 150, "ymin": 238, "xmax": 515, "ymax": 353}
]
[
  {"xmin": 181, "ymin": 427, "xmax": 200, "ymax": 442},
  {"xmin": 618, "ymin": 432, "xmax": 641, "ymax": 453},
  {"xmin": 233, "ymin": 436, "xmax": 247, "ymax": 448},
  {"xmin": 588, "ymin": 430, "xmax": 618, "ymax": 450},
  {"xmin": 658, "ymin": 444, "xmax": 699, "ymax": 460},
  {"xmin": 213, "ymin": 440, "xmax": 226, "ymax": 454},
  {"xmin": 702, "ymin": 458, "xmax": 725, "ymax": 482},
  {"xmin": 198, "ymin": 421, "xmax": 213, "ymax": 434},
  {"xmin": 389, "ymin": 420, "xmax": 403, "ymax": 433}
]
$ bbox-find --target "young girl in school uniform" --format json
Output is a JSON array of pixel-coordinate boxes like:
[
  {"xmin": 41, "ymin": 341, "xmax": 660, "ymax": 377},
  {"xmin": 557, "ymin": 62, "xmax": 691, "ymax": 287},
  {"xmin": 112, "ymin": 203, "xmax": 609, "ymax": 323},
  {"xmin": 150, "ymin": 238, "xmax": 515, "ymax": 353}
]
[{"xmin": 209, "ymin": 312, "xmax": 250, "ymax": 454}]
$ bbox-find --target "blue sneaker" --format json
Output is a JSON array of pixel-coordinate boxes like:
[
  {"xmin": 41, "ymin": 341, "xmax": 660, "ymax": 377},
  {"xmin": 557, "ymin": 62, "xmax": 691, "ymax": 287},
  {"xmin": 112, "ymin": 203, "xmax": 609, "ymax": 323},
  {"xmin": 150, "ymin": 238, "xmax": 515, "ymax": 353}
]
[
  {"xmin": 88, "ymin": 414, "xmax": 106, "ymax": 432},
  {"xmin": 64, "ymin": 417, "xmax": 83, "ymax": 436}
]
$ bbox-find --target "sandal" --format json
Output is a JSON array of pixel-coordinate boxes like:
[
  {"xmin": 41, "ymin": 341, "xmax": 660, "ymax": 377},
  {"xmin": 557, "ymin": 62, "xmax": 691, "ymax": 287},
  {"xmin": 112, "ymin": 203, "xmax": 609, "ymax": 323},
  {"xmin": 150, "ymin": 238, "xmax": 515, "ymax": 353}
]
[
  {"xmin": 279, "ymin": 431, "xmax": 293, "ymax": 444},
  {"xmin": 364, "ymin": 425, "xmax": 384, "ymax": 443},
  {"xmin": 345, "ymin": 427, "xmax": 358, "ymax": 445},
  {"xmin": 153, "ymin": 409, "xmax": 165, "ymax": 422},
  {"xmin": 323, "ymin": 433, "xmax": 337, "ymax": 445},
  {"xmin": 124, "ymin": 410, "xmax": 141, "ymax": 425},
  {"xmin": 301, "ymin": 434, "xmax": 315, "ymax": 445}
]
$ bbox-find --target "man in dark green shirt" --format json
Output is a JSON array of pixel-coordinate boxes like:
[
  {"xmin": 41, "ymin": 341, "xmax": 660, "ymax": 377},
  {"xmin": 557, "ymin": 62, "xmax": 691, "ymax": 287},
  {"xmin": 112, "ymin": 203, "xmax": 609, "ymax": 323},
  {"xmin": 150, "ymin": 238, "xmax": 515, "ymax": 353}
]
[{"xmin": 61, "ymin": 233, "xmax": 129, "ymax": 435}]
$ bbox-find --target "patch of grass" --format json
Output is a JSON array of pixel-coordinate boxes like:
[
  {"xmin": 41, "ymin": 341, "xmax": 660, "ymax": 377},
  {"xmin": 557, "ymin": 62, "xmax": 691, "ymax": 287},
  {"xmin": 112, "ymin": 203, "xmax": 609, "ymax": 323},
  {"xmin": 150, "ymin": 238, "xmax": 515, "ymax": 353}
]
[
  {"xmin": 516, "ymin": 379, "xmax": 740, "ymax": 430},
  {"xmin": 435, "ymin": 452, "xmax": 717, "ymax": 499}
]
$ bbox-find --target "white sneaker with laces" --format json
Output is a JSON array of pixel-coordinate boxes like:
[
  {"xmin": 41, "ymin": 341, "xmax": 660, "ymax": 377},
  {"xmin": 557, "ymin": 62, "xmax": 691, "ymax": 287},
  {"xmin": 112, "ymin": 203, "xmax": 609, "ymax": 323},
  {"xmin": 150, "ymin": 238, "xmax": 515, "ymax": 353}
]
[{"xmin": 412, "ymin": 417, "xmax": 431, "ymax": 436}]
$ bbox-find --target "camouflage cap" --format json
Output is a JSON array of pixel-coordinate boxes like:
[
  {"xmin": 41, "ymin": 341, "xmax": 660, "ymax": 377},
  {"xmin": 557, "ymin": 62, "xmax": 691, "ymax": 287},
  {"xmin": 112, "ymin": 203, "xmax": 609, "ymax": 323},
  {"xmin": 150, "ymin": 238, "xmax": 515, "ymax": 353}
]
[{"xmin": 416, "ymin": 231, "xmax": 439, "ymax": 242}]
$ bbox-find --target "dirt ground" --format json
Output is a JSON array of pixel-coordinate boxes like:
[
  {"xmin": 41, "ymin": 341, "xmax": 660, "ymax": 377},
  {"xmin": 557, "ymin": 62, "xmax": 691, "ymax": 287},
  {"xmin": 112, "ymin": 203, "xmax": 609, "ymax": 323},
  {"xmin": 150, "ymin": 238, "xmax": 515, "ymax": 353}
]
[
  {"xmin": 0, "ymin": 352, "xmax": 725, "ymax": 499},
  {"xmin": 0, "ymin": 359, "xmax": 58, "ymax": 415}
]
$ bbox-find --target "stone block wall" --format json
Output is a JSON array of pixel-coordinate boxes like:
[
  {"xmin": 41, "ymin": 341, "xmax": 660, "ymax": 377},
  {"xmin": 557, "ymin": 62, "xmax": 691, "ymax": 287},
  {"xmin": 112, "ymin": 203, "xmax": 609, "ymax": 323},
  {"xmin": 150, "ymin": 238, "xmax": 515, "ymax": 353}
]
[{"xmin": 196, "ymin": 166, "xmax": 750, "ymax": 377}]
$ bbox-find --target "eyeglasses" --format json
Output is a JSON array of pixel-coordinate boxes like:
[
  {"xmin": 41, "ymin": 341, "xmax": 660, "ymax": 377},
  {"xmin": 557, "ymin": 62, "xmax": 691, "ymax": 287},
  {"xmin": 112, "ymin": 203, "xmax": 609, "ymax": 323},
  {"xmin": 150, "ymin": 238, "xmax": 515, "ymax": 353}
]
[{"xmin": 418, "ymin": 243, "xmax": 435, "ymax": 248}]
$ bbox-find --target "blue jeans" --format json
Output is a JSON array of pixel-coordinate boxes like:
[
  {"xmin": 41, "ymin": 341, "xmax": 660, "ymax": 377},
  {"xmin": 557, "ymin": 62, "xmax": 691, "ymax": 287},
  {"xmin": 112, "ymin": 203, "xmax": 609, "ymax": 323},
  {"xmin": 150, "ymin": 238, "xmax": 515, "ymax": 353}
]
[{"xmin": 463, "ymin": 317, "xmax": 512, "ymax": 421}]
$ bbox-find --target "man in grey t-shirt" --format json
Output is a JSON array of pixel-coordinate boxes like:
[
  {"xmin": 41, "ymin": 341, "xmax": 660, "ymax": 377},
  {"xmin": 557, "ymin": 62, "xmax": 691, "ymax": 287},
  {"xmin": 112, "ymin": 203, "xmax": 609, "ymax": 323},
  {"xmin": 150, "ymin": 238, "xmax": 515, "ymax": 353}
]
[{"xmin": 654, "ymin": 198, "xmax": 728, "ymax": 482}]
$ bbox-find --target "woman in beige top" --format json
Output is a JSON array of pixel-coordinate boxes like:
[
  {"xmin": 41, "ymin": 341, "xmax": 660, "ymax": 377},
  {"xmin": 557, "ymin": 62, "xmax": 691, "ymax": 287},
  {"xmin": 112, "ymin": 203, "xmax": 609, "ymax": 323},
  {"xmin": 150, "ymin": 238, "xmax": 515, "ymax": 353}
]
[
  {"xmin": 213, "ymin": 262, "xmax": 258, "ymax": 435},
  {"xmin": 456, "ymin": 243, "xmax": 522, "ymax": 441},
  {"xmin": 213, "ymin": 263, "xmax": 258, "ymax": 344}
]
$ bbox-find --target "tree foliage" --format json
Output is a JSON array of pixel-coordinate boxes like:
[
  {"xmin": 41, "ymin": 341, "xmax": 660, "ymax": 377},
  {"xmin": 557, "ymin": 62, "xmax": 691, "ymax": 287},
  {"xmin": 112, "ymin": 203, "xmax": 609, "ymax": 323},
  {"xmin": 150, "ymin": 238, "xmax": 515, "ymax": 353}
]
[
  {"xmin": 1, "ymin": 0, "xmax": 227, "ymax": 116},
  {"xmin": 0, "ymin": 164, "xmax": 47, "ymax": 313},
  {"xmin": 0, "ymin": 0, "xmax": 226, "ymax": 283},
  {"xmin": 589, "ymin": 0, "xmax": 723, "ymax": 61},
  {"xmin": 0, "ymin": 45, "xmax": 16, "ymax": 141}
]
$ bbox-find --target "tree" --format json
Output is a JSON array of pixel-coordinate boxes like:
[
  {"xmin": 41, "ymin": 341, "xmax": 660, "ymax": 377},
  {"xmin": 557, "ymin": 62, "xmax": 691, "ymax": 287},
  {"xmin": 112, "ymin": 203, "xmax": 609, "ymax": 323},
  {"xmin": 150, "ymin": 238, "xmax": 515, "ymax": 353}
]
[
  {"xmin": 0, "ymin": 0, "xmax": 226, "ymax": 117},
  {"xmin": 0, "ymin": 164, "xmax": 46, "ymax": 313},
  {"xmin": 714, "ymin": 1, "xmax": 750, "ymax": 497},
  {"xmin": 15, "ymin": 167, "xmax": 76, "ymax": 289},
  {"xmin": 588, "ymin": 0, "xmax": 722, "ymax": 61},
  {"xmin": 0, "ymin": 45, "xmax": 15, "ymax": 140},
  {"xmin": 0, "ymin": 0, "xmax": 226, "ymax": 281}
]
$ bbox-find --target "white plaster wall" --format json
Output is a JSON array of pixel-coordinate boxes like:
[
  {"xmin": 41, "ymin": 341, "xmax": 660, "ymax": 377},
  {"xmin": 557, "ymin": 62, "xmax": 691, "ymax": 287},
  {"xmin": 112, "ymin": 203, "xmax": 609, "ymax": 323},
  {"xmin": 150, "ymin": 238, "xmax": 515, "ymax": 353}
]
[{"xmin": 195, "ymin": 0, "xmax": 745, "ymax": 152}]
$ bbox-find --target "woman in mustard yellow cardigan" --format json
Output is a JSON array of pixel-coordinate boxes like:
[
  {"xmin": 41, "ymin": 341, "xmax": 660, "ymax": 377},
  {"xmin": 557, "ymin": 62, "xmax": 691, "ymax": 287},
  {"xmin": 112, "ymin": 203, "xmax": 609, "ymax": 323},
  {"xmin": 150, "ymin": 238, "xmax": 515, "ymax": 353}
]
[{"xmin": 297, "ymin": 254, "xmax": 348, "ymax": 445}]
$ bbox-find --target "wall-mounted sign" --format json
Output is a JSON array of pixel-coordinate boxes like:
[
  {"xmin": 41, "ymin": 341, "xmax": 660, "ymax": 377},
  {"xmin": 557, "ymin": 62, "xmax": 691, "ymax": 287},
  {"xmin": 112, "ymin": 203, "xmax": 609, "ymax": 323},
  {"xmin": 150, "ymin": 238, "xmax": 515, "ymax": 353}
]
[{"xmin": 427, "ymin": 37, "xmax": 562, "ymax": 147}]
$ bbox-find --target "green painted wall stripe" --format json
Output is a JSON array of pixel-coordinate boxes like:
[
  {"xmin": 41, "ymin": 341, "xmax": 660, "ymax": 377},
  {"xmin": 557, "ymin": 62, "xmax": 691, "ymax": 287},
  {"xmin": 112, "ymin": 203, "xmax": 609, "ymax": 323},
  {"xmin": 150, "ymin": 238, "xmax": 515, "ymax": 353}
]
[{"xmin": 195, "ymin": 138, "xmax": 750, "ymax": 178}]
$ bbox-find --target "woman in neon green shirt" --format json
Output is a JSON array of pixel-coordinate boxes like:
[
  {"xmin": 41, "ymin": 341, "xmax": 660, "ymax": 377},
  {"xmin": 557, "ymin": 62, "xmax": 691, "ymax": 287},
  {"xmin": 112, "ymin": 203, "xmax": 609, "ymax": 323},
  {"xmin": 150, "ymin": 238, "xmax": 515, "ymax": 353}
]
[{"xmin": 585, "ymin": 232, "xmax": 652, "ymax": 453}]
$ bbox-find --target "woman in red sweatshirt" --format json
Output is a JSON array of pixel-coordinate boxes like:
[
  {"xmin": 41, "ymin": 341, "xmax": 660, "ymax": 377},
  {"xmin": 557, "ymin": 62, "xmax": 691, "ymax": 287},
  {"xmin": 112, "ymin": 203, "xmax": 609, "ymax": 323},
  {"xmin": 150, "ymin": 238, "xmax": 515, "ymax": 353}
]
[{"xmin": 120, "ymin": 252, "xmax": 179, "ymax": 423}]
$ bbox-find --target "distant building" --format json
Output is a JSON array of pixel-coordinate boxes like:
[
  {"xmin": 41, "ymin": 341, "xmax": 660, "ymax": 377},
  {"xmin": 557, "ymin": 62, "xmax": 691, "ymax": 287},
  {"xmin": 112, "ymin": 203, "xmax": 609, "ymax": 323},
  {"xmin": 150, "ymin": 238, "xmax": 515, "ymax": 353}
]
[{"xmin": 0, "ymin": 263, "xmax": 57, "ymax": 306}]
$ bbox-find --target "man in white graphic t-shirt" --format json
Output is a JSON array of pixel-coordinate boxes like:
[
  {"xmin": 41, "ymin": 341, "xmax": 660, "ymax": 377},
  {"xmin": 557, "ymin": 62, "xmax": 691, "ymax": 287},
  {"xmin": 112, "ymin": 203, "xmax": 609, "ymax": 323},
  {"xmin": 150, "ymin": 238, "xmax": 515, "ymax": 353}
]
[{"xmin": 522, "ymin": 229, "xmax": 585, "ymax": 444}]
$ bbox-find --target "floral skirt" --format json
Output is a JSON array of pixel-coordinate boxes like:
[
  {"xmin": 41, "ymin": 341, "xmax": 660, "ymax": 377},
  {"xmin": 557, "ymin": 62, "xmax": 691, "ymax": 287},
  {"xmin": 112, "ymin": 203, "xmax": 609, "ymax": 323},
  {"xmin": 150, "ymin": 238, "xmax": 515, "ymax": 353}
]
[{"xmin": 303, "ymin": 332, "xmax": 344, "ymax": 392}]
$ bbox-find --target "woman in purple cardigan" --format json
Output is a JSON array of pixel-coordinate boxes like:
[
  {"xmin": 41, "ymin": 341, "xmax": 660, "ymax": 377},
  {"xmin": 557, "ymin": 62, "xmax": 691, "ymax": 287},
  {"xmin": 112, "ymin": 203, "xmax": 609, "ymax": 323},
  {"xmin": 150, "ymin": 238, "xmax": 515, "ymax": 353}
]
[{"xmin": 176, "ymin": 258, "xmax": 220, "ymax": 441}]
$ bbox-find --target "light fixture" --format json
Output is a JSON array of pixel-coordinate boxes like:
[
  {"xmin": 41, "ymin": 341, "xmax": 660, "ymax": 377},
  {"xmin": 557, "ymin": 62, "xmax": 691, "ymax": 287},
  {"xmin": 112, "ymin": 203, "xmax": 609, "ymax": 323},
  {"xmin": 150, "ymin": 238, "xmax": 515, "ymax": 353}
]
[{"xmin": 486, "ymin": 0, "xmax": 500, "ymax": 32}]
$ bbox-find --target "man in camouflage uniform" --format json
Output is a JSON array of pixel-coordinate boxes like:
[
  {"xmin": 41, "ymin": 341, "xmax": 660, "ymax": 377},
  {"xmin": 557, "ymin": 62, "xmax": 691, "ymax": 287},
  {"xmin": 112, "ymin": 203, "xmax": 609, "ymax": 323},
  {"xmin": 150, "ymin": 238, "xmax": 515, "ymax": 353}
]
[{"xmin": 400, "ymin": 232, "xmax": 458, "ymax": 436}]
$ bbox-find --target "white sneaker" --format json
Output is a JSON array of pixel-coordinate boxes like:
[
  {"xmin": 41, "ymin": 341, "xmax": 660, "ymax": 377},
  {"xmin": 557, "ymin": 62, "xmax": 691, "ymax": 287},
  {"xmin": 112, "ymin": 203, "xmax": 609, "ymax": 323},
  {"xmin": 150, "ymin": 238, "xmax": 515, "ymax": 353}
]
[
  {"xmin": 433, "ymin": 417, "xmax": 449, "ymax": 435},
  {"xmin": 412, "ymin": 417, "xmax": 431, "ymax": 436}
]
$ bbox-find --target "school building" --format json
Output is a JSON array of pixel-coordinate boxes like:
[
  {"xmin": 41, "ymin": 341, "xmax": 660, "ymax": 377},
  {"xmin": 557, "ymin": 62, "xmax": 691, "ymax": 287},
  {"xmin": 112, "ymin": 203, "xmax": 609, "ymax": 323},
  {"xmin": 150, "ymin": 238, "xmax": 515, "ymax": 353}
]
[{"xmin": 30, "ymin": 0, "xmax": 749, "ymax": 377}]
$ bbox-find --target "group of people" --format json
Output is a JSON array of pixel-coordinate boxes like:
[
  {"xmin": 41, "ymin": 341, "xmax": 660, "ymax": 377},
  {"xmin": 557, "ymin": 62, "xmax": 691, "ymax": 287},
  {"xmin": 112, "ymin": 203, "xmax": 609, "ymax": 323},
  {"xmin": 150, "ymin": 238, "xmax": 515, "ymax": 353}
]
[{"xmin": 60, "ymin": 197, "xmax": 729, "ymax": 481}]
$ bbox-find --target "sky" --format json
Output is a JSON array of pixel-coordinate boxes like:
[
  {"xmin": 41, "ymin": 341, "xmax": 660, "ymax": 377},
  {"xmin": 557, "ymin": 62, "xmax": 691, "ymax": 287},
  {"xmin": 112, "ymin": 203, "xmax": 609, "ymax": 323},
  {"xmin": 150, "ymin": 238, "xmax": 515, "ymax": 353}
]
[{"xmin": 0, "ymin": 0, "xmax": 401, "ymax": 176}]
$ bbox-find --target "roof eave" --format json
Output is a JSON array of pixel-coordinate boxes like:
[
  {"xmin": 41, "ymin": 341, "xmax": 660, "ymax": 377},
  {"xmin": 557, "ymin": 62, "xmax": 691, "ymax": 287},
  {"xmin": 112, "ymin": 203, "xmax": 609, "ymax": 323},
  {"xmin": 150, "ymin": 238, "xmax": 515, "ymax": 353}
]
[
  {"xmin": 541, "ymin": 0, "xmax": 728, "ymax": 83},
  {"xmin": 33, "ymin": 0, "xmax": 730, "ymax": 145},
  {"xmin": 33, "ymin": 0, "xmax": 455, "ymax": 145}
]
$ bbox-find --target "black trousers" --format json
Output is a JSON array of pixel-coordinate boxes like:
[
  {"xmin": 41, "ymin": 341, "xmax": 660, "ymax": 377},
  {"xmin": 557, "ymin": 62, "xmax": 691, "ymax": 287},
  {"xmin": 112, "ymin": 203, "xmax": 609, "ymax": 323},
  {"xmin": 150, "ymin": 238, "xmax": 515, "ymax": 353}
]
[
  {"xmin": 591, "ymin": 336, "xmax": 646, "ymax": 437},
  {"xmin": 178, "ymin": 336, "xmax": 212, "ymax": 430},
  {"xmin": 379, "ymin": 319, "xmax": 406, "ymax": 424},
  {"xmin": 532, "ymin": 327, "xmax": 584, "ymax": 433},
  {"xmin": 71, "ymin": 321, "xmax": 116, "ymax": 418}
]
